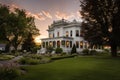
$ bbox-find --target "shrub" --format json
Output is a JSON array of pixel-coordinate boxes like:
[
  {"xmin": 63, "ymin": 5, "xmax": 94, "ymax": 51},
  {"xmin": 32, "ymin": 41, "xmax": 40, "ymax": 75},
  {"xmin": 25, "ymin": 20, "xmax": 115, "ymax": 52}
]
[
  {"xmin": 51, "ymin": 55, "xmax": 77, "ymax": 60},
  {"xmin": 71, "ymin": 44, "xmax": 77, "ymax": 54},
  {"xmin": 97, "ymin": 49, "xmax": 110, "ymax": 56},
  {"xmin": 30, "ymin": 54, "xmax": 42, "ymax": 59},
  {"xmin": 40, "ymin": 57, "xmax": 51, "ymax": 64},
  {"xmin": 89, "ymin": 50, "xmax": 97, "ymax": 55},
  {"xmin": 82, "ymin": 49, "xmax": 89, "ymax": 55},
  {"xmin": 55, "ymin": 48, "xmax": 63, "ymax": 54},
  {"xmin": 0, "ymin": 66, "xmax": 20, "ymax": 80},
  {"xmin": 61, "ymin": 52, "xmax": 67, "ymax": 56},
  {"xmin": 46, "ymin": 46, "xmax": 54, "ymax": 53},
  {"xmin": 0, "ymin": 50, "xmax": 2, "ymax": 54},
  {"xmin": 0, "ymin": 55, "xmax": 15, "ymax": 61},
  {"xmin": 18, "ymin": 57, "xmax": 40, "ymax": 65},
  {"xmin": 27, "ymin": 58, "xmax": 40, "ymax": 65}
]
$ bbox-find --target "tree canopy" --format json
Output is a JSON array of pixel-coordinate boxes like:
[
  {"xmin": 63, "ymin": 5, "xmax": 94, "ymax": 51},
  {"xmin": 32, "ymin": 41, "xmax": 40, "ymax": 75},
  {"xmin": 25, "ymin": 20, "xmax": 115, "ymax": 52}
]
[
  {"xmin": 0, "ymin": 4, "xmax": 40, "ymax": 51},
  {"xmin": 80, "ymin": 0, "xmax": 120, "ymax": 56}
]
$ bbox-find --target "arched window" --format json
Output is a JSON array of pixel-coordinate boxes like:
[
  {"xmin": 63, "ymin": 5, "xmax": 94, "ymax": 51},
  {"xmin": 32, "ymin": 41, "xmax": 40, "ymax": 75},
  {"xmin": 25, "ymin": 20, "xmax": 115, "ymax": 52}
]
[
  {"xmin": 66, "ymin": 41, "xmax": 70, "ymax": 48},
  {"xmin": 80, "ymin": 41, "xmax": 83, "ymax": 48},
  {"xmin": 57, "ymin": 41, "xmax": 60, "ymax": 47},
  {"xmin": 53, "ymin": 41, "xmax": 56, "ymax": 47},
  {"xmin": 76, "ymin": 41, "xmax": 79, "ymax": 48},
  {"xmin": 49, "ymin": 41, "xmax": 53, "ymax": 47}
]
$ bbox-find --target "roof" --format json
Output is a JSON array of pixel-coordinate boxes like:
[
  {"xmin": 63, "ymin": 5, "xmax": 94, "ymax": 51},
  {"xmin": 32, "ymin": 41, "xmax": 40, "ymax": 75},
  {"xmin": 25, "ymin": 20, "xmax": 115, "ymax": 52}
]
[
  {"xmin": 48, "ymin": 19, "xmax": 81, "ymax": 30},
  {"xmin": 41, "ymin": 36, "xmax": 73, "ymax": 40}
]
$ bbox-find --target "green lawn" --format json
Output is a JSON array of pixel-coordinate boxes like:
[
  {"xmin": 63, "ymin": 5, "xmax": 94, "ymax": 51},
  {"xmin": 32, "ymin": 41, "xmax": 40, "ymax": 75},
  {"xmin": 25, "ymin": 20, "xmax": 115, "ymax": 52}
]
[{"xmin": 18, "ymin": 56, "xmax": 120, "ymax": 80}]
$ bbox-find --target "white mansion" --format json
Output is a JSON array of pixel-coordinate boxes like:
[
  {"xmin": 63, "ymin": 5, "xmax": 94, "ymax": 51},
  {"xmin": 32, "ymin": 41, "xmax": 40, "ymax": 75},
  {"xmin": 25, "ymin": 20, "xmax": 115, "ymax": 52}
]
[{"xmin": 41, "ymin": 19, "xmax": 89, "ymax": 53}]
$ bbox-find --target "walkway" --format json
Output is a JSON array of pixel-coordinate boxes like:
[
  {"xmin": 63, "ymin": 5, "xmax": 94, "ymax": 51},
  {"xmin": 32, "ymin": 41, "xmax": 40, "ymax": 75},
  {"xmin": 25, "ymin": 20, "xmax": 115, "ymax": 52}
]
[{"xmin": 0, "ymin": 56, "xmax": 22, "ymax": 67}]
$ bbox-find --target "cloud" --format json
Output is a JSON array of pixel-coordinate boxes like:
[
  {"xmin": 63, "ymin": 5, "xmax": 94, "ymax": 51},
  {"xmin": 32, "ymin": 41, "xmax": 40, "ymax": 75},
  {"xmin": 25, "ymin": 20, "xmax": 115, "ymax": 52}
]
[
  {"xmin": 26, "ymin": 11, "xmax": 46, "ymax": 21},
  {"xmin": 42, "ymin": 11, "xmax": 52, "ymax": 19},
  {"xmin": 9, "ymin": 4, "xmax": 19, "ymax": 12},
  {"xmin": 9, "ymin": 4, "xmax": 46, "ymax": 21},
  {"xmin": 77, "ymin": 11, "xmax": 82, "ymax": 18},
  {"xmin": 55, "ymin": 11, "xmax": 74, "ymax": 20}
]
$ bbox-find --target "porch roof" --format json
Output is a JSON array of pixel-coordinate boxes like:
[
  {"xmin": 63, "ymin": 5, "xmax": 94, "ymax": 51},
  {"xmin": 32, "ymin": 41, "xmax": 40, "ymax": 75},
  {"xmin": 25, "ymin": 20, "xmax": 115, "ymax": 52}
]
[{"xmin": 41, "ymin": 36, "xmax": 73, "ymax": 41}]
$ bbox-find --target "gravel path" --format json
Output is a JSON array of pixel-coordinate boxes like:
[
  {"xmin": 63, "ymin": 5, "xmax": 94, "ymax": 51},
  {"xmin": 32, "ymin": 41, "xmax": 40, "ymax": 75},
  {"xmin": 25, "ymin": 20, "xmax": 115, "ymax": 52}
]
[{"xmin": 0, "ymin": 56, "xmax": 23, "ymax": 67}]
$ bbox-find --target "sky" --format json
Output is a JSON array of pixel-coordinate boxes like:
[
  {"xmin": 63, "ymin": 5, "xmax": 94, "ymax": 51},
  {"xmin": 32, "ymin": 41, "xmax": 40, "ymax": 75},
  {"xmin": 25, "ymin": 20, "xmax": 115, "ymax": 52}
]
[{"xmin": 0, "ymin": 0, "xmax": 82, "ymax": 41}]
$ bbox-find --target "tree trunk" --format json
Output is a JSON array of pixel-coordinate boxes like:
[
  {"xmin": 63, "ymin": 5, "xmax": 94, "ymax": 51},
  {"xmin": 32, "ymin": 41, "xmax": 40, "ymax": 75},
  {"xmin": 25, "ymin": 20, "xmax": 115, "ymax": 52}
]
[{"xmin": 110, "ymin": 41, "xmax": 117, "ymax": 57}]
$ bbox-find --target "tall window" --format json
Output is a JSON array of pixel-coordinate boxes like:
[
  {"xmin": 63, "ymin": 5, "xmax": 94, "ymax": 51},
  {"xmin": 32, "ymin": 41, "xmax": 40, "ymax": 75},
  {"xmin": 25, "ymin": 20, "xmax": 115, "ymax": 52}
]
[
  {"xmin": 66, "ymin": 41, "xmax": 70, "ymax": 48},
  {"xmin": 57, "ymin": 32, "xmax": 59, "ymax": 37},
  {"xmin": 43, "ymin": 42, "xmax": 45, "ymax": 48},
  {"xmin": 53, "ymin": 33, "xmax": 54, "ymax": 38},
  {"xmin": 76, "ymin": 41, "xmax": 79, "ymax": 48},
  {"xmin": 66, "ymin": 31, "xmax": 69, "ymax": 37},
  {"xmin": 49, "ymin": 41, "xmax": 53, "ymax": 47},
  {"xmin": 53, "ymin": 41, "xmax": 56, "ymax": 47},
  {"xmin": 70, "ymin": 41, "xmax": 72, "ymax": 48},
  {"xmin": 57, "ymin": 41, "xmax": 60, "ymax": 47},
  {"xmin": 76, "ymin": 30, "xmax": 79, "ymax": 37},
  {"xmin": 80, "ymin": 41, "xmax": 83, "ymax": 48},
  {"xmin": 70, "ymin": 30, "xmax": 72, "ymax": 37},
  {"xmin": 46, "ymin": 42, "xmax": 48, "ymax": 47}
]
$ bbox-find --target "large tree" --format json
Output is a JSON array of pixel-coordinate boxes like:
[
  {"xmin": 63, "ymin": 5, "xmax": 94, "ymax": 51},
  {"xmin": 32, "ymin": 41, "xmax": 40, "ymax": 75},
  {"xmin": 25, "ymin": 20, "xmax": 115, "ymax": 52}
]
[
  {"xmin": 80, "ymin": 0, "xmax": 120, "ymax": 56},
  {"xmin": 0, "ymin": 4, "xmax": 39, "ymax": 51},
  {"xmin": 22, "ymin": 32, "xmax": 36, "ymax": 52},
  {"xmin": 0, "ymin": 4, "xmax": 10, "ymax": 42}
]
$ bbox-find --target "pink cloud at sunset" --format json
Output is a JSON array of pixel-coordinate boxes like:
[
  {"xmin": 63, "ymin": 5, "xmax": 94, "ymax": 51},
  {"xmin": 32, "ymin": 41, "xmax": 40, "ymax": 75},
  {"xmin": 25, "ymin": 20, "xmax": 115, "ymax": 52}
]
[
  {"xmin": 42, "ymin": 11, "xmax": 52, "ymax": 19},
  {"xmin": 0, "ymin": 0, "xmax": 81, "ymax": 38},
  {"xmin": 55, "ymin": 11, "xmax": 74, "ymax": 19}
]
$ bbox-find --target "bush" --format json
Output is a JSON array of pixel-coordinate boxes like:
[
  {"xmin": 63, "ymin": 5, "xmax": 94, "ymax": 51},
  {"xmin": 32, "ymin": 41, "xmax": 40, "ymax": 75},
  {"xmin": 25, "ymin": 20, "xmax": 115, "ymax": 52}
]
[
  {"xmin": 30, "ymin": 54, "xmax": 42, "ymax": 59},
  {"xmin": 82, "ymin": 49, "xmax": 89, "ymax": 55},
  {"xmin": 40, "ymin": 57, "xmax": 51, "ymax": 64},
  {"xmin": 46, "ymin": 46, "xmax": 54, "ymax": 53},
  {"xmin": 0, "ymin": 66, "xmax": 20, "ymax": 80},
  {"xmin": 27, "ymin": 58, "xmax": 40, "ymax": 65},
  {"xmin": 18, "ymin": 54, "xmax": 52, "ymax": 65},
  {"xmin": 61, "ymin": 52, "xmax": 67, "ymax": 56},
  {"xmin": 0, "ymin": 50, "xmax": 2, "ymax": 54},
  {"xmin": 18, "ymin": 57, "xmax": 40, "ymax": 65},
  {"xmin": 51, "ymin": 55, "xmax": 77, "ymax": 60},
  {"xmin": 97, "ymin": 49, "xmax": 110, "ymax": 56},
  {"xmin": 0, "ymin": 55, "xmax": 15, "ymax": 61},
  {"xmin": 89, "ymin": 50, "xmax": 97, "ymax": 55},
  {"xmin": 55, "ymin": 48, "xmax": 63, "ymax": 54},
  {"xmin": 71, "ymin": 44, "xmax": 77, "ymax": 54}
]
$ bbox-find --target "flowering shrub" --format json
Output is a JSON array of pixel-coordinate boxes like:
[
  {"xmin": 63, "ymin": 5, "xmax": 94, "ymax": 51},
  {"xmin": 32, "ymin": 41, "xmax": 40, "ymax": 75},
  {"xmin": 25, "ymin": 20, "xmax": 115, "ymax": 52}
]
[{"xmin": 0, "ymin": 63, "xmax": 20, "ymax": 80}]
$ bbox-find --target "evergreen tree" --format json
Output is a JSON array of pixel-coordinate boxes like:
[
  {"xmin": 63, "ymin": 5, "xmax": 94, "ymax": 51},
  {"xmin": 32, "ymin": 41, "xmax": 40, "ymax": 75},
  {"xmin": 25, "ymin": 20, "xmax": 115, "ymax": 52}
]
[{"xmin": 71, "ymin": 44, "xmax": 77, "ymax": 54}]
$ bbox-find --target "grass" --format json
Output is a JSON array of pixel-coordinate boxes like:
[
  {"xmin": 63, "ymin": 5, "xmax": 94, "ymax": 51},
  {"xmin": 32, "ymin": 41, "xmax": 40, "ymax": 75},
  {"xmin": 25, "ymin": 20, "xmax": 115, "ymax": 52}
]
[{"xmin": 17, "ymin": 56, "xmax": 120, "ymax": 80}]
